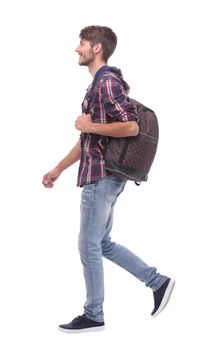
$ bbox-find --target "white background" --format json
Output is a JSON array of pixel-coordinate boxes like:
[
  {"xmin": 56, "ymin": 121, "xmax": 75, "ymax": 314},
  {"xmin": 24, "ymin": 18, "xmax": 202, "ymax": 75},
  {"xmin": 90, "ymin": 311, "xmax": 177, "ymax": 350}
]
[{"xmin": 0, "ymin": 0, "xmax": 207, "ymax": 348}]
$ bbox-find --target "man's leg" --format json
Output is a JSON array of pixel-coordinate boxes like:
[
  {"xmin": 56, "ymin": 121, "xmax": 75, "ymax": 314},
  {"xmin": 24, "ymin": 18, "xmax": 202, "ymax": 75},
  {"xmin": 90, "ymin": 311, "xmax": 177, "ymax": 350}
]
[
  {"xmin": 102, "ymin": 207, "xmax": 167, "ymax": 290},
  {"xmin": 78, "ymin": 176, "xmax": 126, "ymax": 322},
  {"xmin": 101, "ymin": 182, "xmax": 175, "ymax": 316},
  {"xmin": 102, "ymin": 203, "xmax": 167, "ymax": 290}
]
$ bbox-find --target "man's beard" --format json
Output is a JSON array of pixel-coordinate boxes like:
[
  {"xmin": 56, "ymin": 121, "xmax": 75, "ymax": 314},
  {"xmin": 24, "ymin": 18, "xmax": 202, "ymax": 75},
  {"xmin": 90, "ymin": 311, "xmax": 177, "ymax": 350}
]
[{"xmin": 79, "ymin": 51, "xmax": 95, "ymax": 66}]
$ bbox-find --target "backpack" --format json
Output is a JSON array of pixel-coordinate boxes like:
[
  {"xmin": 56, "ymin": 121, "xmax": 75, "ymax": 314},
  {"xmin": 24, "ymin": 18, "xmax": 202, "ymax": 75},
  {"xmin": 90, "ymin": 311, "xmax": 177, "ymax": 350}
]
[
  {"xmin": 98, "ymin": 98, "xmax": 159, "ymax": 184},
  {"xmin": 87, "ymin": 66, "xmax": 159, "ymax": 184}
]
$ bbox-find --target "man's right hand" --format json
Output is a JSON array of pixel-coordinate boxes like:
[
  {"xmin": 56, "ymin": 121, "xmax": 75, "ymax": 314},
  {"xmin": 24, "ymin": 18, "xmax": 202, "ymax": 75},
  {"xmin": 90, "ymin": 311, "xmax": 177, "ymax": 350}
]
[{"xmin": 42, "ymin": 167, "xmax": 62, "ymax": 188}]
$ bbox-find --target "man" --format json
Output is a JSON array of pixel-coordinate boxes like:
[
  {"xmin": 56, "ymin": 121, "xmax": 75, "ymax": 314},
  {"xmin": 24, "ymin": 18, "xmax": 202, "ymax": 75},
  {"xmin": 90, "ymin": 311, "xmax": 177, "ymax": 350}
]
[{"xmin": 42, "ymin": 26, "xmax": 175, "ymax": 333}]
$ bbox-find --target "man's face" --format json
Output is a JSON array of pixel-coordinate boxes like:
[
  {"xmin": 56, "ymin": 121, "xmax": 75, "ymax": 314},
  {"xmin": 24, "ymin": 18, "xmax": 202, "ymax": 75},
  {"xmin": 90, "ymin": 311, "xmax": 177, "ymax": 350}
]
[{"xmin": 75, "ymin": 39, "xmax": 96, "ymax": 66}]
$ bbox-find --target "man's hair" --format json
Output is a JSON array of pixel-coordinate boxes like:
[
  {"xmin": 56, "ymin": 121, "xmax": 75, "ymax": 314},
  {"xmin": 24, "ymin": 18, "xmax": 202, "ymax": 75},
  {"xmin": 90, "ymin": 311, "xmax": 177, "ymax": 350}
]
[{"xmin": 79, "ymin": 25, "xmax": 117, "ymax": 62}]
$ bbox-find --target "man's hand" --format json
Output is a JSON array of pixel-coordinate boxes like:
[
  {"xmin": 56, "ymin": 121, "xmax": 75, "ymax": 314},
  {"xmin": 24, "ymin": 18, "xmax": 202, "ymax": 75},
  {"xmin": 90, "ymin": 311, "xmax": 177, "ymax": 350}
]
[
  {"xmin": 75, "ymin": 113, "xmax": 93, "ymax": 133},
  {"xmin": 42, "ymin": 167, "xmax": 62, "ymax": 188}
]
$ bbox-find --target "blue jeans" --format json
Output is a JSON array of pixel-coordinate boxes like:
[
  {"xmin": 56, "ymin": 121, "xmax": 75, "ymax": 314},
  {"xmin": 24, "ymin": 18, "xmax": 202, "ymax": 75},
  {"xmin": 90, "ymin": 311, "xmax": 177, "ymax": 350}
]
[{"xmin": 78, "ymin": 175, "xmax": 167, "ymax": 322}]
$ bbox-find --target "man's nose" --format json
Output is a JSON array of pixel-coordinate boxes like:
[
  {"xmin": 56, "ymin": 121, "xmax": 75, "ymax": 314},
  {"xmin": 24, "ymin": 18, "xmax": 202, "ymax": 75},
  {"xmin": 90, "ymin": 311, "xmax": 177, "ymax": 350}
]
[{"xmin": 75, "ymin": 45, "xmax": 80, "ymax": 52}]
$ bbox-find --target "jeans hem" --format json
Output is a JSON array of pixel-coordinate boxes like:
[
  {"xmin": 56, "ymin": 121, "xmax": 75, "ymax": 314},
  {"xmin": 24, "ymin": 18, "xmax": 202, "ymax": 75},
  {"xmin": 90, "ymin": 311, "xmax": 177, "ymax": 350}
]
[{"xmin": 85, "ymin": 313, "xmax": 104, "ymax": 323}]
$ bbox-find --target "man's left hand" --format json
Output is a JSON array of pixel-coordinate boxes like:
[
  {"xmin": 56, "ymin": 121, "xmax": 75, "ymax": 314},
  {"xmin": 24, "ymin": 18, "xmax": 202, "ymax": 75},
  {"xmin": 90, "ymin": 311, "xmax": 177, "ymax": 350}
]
[{"xmin": 75, "ymin": 113, "xmax": 93, "ymax": 133}]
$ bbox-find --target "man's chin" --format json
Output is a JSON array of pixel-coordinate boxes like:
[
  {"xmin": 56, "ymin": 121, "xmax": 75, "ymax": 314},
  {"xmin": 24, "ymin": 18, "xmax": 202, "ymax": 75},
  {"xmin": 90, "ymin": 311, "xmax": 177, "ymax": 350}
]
[
  {"xmin": 79, "ymin": 62, "xmax": 87, "ymax": 66},
  {"xmin": 78, "ymin": 58, "xmax": 93, "ymax": 66}
]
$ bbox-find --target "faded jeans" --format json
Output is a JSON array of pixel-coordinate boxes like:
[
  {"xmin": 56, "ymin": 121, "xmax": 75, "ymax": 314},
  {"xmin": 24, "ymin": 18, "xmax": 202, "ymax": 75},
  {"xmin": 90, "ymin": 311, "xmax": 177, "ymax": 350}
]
[{"xmin": 78, "ymin": 175, "xmax": 167, "ymax": 322}]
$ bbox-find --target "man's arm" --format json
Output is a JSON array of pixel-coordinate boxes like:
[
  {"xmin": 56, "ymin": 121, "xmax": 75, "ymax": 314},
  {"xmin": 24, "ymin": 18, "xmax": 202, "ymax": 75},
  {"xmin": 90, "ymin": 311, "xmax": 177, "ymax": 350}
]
[
  {"xmin": 75, "ymin": 75, "xmax": 139, "ymax": 137},
  {"xmin": 75, "ymin": 114, "xmax": 139, "ymax": 137},
  {"xmin": 56, "ymin": 140, "xmax": 81, "ymax": 172},
  {"xmin": 42, "ymin": 140, "xmax": 81, "ymax": 188},
  {"xmin": 89, "ymin": 119, "xmax": 139, "ymax": 137}
]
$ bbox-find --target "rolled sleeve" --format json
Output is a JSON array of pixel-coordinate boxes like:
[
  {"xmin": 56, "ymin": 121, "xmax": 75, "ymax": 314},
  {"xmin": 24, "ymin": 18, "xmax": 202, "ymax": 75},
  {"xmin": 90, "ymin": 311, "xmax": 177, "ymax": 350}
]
[{"xmin": 100, "ymin": 77, "xmax": 138, "ymax": 122}]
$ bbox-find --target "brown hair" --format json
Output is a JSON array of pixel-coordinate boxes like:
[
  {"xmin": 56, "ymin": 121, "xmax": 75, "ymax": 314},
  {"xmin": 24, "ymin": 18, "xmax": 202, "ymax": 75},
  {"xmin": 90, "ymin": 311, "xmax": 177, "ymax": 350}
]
[{"xmin": 79, "ymin": 25, "xmax": 117, "ymax": 62}]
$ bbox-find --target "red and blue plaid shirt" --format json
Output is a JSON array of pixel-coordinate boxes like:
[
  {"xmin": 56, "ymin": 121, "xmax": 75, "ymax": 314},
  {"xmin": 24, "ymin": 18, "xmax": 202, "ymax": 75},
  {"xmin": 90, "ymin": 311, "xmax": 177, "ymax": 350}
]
[{"xmin": 77, "ymin": 66, "xmax": 138, "ymax": 187}]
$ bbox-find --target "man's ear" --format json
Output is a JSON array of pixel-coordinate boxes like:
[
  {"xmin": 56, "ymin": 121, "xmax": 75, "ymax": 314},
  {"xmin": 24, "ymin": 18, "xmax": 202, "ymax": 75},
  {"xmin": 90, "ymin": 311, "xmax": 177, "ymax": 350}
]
[{"xmin": 93, "ymin": 42, "xmax": 102, "ymax": 54}]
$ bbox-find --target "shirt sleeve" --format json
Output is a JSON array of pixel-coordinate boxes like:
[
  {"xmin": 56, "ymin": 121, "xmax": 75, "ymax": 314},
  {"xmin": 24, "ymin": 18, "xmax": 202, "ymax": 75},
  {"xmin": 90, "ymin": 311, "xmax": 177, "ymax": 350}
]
[{"xmin": 100, "ymin": 76, "xmax": 138, "ymax": 122}]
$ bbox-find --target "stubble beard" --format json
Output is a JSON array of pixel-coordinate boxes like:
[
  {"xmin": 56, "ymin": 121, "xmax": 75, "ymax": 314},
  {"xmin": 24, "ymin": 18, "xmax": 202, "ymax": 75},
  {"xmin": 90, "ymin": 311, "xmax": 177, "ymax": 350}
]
[{"xmin": 78, "ymin": 50, "xmax": 95, "ymax": 66}]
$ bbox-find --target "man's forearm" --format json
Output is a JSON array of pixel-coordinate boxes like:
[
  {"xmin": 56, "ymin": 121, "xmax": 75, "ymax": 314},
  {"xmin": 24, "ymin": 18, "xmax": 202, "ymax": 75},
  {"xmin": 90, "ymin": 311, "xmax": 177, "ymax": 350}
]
[
  {"xmin": 56, "ymin": 140, "xmax": 81, "ymax": 172},
  {"xmin": 89, "ymin": 121, "xmax": 139, "ymax": 137}
]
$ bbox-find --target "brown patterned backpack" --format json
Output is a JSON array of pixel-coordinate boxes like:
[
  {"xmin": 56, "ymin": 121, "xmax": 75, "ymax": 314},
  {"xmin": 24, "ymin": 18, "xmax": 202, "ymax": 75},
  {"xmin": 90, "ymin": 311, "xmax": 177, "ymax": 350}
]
[{"xmin": 98, "ymin": 98, "xmax": 159, "ymax": 185}]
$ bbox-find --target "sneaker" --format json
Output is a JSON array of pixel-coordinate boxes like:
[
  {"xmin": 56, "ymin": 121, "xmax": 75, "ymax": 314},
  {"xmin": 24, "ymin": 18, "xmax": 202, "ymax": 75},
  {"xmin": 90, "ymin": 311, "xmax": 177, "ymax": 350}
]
[
  {"xmin": 58, "ymin": 314, "xmax": 105, "ymax": 333},
  {"xmin": 151, "ymin": 278, "xmax": 175, "ymax": 317}
]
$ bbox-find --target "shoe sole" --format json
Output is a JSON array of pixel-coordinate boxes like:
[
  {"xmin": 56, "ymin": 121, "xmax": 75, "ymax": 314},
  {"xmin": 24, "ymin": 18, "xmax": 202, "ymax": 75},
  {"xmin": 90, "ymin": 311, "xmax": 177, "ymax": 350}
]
[
  {"xmin": 152, "ymin": 279, "xmax": 175, "ymax": 318},
  {"xmin": 58, "ymin": 325, "xmax": 105, "ymax": 333}
]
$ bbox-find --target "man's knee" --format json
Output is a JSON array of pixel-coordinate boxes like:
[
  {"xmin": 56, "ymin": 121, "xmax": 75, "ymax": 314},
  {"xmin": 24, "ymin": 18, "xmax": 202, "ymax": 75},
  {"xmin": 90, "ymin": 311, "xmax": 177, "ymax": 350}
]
[{"xmin": 102, "ymin": 238, "xmax": 116, "ymax": 255}]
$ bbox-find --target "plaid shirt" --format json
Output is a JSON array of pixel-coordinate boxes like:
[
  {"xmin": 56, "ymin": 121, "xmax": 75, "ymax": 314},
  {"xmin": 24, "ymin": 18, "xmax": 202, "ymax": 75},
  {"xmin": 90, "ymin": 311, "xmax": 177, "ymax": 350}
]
[{"xmin": 77, "ymin": 67, "xmax": 138, "ymax": 187}]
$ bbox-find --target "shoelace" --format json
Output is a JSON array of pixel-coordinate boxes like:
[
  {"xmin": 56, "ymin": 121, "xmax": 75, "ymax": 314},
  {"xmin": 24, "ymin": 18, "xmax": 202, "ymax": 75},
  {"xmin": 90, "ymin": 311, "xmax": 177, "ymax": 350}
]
[{"xmin": 72, "ymin": 314, "xmax": 86, "ymax": 326}]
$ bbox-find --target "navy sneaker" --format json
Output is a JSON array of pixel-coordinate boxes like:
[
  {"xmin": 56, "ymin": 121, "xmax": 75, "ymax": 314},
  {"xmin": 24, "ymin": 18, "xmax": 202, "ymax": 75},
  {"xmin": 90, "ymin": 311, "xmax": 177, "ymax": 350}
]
[
  {"xmin": 151, "ymin": 278, "xmax": 175, "ymax": 317},
  {"xmin": 58, "ymin": 314, "xmax": 105, "ymax": 333}
]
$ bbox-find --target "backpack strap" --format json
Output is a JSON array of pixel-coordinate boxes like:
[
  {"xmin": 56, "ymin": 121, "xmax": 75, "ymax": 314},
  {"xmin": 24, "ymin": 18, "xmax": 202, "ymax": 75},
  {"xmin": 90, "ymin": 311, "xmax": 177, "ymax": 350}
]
[{"xmin": 86, "ymin": 65, "xmax": 114, "ymax": 113}]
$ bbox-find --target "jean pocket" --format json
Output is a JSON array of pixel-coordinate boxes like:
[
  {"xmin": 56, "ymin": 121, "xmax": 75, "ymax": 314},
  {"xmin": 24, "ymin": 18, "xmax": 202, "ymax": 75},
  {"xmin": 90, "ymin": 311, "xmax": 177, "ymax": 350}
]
[
  {"xmin": 105, "ymin": 176, "xmax": 126, "ymax": 203},
  {"xmin": 81, "ymin": 183, "xmax": 97, "ymax": 207}
]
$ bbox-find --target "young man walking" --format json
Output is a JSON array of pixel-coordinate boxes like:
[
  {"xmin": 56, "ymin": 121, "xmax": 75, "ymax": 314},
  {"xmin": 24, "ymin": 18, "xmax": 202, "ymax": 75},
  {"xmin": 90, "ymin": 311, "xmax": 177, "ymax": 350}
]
[{"xmin": 42, "ymin": 26, "xmax": 175, "ymax": 333}]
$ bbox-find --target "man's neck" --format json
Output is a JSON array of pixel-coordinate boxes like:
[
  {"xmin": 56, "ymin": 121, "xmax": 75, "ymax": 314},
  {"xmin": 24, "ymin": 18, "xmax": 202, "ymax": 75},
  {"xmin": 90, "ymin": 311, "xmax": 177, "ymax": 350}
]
[{"xmin": 88, "ymin": 61, "xmax": 108, "ymax": 77}]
